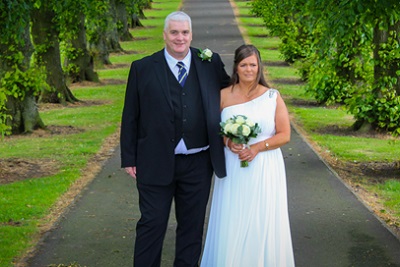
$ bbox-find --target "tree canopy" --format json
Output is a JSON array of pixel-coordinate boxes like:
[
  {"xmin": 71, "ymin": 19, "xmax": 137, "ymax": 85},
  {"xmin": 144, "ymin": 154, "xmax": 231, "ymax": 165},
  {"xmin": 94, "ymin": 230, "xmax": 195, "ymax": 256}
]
[
  {"xmin": 252, "ymin": 0, "xmax": 400, "ymax": 136},
  {"xmin": 0, "ymin": 0, "xmax": 151, "ymax": 135}
]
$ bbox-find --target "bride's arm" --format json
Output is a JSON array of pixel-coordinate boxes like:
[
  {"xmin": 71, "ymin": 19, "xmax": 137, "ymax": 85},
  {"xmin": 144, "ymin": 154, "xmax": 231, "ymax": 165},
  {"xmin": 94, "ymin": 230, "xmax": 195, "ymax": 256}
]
[
  {"xmin": 243, "ymin": 94, "xmax": 290, "ymax": 161},
  {"xmin": 264, "ymin": 93, "xmax": 291, "ymax": 150}
]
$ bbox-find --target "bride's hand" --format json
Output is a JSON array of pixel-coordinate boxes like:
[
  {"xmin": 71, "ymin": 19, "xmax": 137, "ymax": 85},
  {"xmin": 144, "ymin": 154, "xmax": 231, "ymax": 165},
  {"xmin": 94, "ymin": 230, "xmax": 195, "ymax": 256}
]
[
  {"xmin": 238, "ymin": 145, "xmax": 257, "ymax": 162},
  {"xmin": 229, "ymin": 143, "xmax": 245, "ymax": 154}
]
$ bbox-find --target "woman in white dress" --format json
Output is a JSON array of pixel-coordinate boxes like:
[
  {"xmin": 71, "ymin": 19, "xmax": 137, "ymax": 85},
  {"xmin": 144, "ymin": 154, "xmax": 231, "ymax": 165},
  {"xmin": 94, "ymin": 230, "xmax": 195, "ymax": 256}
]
[{"xmin": 200, "ymin": 44, "xmax": 295, "ymax": 267}]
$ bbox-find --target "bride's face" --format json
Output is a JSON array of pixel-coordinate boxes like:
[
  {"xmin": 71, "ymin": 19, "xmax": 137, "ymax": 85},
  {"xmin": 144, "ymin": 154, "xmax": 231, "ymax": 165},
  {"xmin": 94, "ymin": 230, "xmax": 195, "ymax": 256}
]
[{"xmin": 237, "ymin": 54, "xmax": 258, "ymax": 83}]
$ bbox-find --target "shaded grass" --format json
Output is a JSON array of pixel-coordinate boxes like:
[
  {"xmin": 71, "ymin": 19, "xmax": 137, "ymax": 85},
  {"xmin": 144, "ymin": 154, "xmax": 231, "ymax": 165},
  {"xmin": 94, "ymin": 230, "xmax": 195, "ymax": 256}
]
[
  {"xmin": 377, "ymin": 181, "xmax": 400, "ymax": 217},
  {"xmin": 96, "ymin": 68, "xmax": 130, "ymax": 80},
  {"xmin": 266, "ymin": 66, "xmax": 300, "ymax": 80}
]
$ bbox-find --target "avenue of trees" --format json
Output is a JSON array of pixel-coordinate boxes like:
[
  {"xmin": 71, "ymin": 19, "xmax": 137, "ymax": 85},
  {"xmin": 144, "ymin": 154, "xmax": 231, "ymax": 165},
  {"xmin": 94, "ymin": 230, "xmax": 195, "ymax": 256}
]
[
  {"xmin": 252, "ymin": 0, "xmax": 400, "ymax": 136},
  {"xmin": 0, "ymin": 0, "xmax": 150, "ymax": 136},
  {"xmin": 2, "ymin": 0, "xmax": 399, "ymax": 137}
]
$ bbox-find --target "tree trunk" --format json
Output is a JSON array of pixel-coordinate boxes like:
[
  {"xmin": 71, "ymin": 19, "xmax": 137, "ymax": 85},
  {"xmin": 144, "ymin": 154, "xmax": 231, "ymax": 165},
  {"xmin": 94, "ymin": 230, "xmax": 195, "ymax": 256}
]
[
  {"xmin": 107, "ymin": 0, "xmax": 124, "ymax": 53},
  {"xmin": 116, "ymin": 0, "xmax": 133, "ymax": 41},
  {"xmin": 355, "ymin": 20, "xmax": 400, "ymax": 132},
  {"xmin": 372, "ymin": 24, "xmax": 386, "ymax": 97},
  {"xmin": 31, "ymin": 0, "xmax": 78, "ymax": 105},
  {"xmin": 90, "ymin": 29, "xmax": 113, "ymax": 67},
  {"xmin": 373, "ymin": 20, "xmax": 400, "ymax": 95},
  {"xmin": 143, "ymin": 0, "xmax": 152, "ymax": 11},
  {"xmin": 64, "ymin": 11, "xmax": 99, "ymax": 83},
  {"xmin": 351, "ymin": 24, "xmax": 385, "ymax": 131},
  {"xmin": 6, "ymin": 92, "xmax": 46, "ymax": 134},
  {"xmin": 388, "ymin": 20, "xmax": 400, "ymax": 95},
  {"xmin": 129, "ymin": 13, "xmax": 144, "ymax": 28},
  {"xmin": 0, "ymin": 25, "xmax": 46, "ymax": 134}
]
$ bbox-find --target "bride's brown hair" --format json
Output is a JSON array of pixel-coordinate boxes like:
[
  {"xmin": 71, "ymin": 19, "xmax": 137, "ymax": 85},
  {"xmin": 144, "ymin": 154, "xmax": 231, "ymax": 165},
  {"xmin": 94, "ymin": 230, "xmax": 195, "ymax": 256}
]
[{"xmin": 230, "ymin": 44, "xmax": 270, "ymax": 92}]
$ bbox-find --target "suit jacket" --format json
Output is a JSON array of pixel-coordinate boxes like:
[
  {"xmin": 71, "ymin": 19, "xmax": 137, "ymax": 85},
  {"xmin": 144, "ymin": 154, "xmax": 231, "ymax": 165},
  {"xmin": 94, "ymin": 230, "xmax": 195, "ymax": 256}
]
[{"xmin": 120, "ymin": 47, "xmax": 231, "ymax": 185}]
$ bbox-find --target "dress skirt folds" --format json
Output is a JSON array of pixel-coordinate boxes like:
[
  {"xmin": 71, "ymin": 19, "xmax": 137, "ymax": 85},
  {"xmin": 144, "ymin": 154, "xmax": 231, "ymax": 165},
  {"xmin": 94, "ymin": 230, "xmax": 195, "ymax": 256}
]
[{"xmin": 200, "ymin": 89, "xmax": 295, "ymax": 267}]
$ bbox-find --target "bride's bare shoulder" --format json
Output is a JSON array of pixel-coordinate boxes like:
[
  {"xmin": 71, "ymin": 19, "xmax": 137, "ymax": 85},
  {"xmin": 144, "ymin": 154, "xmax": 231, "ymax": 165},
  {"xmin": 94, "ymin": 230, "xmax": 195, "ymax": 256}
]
[
  {"xmin": 221, "ymin": 86, "xmax": 233, "ymax": 99},
  {"xmin": 220, "ymin": 86, "xmax": 233, "ymax": 110},
  {"xmin": 221, "ymin": 86, "xmax": 231, "ymax": 93}
]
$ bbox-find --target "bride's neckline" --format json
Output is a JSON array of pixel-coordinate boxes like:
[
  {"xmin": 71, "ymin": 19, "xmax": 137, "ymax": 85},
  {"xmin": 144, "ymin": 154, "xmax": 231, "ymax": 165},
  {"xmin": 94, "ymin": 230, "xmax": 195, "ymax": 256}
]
[{"xmin": 221, "ymin": 89, "xmax": 271, "ymax": 112}]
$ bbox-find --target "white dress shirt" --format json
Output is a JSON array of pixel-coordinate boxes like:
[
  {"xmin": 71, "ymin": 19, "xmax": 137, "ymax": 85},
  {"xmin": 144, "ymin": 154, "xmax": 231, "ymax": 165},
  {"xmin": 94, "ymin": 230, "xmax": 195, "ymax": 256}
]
[{"xmin": 164, "ymin": 49, "xmax": 209, "ymax": 155}]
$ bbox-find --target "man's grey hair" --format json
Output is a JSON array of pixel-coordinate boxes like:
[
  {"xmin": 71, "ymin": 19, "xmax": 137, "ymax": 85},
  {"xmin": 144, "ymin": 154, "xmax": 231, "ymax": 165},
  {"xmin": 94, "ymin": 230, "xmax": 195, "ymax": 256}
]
[{"xmin": 164, "ymin": 11, "xmax": 192, "ymax": 31}]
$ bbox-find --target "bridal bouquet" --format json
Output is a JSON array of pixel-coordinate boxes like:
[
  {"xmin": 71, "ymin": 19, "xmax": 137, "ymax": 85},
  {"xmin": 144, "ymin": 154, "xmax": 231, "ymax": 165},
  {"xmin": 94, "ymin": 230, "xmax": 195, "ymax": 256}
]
[{"xmin": 220, "ymin": 115, "xmax": 261, "ymax": 167}]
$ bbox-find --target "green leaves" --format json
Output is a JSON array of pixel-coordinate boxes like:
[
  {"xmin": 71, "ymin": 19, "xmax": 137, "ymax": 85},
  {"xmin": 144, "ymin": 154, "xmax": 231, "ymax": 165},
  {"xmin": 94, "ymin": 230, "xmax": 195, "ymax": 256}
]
[
  {"xmin": 250, "ymin": 0, "xmax": 400, "ymax": 136},
  {"xmin": 0, "ymin": 66, "xmax": 46, "ymax": 100},
  {"xmin": 0, "ymin": 90, "xmax": 11, "ymax": 137}
]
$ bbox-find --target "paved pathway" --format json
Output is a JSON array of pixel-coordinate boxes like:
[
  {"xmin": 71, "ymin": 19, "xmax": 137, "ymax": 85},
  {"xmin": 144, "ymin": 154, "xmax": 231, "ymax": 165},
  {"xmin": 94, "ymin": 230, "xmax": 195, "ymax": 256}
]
[{"xmin": 26, "ymin": 0, "xmax": 400, "ymax": 266}]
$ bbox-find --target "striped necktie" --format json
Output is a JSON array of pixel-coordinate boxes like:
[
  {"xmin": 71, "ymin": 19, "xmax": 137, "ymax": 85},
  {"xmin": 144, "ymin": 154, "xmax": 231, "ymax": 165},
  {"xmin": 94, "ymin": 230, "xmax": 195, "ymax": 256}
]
[{"xmin": 177, "ymin": 61, "xmax": 188, "ymax": 87}]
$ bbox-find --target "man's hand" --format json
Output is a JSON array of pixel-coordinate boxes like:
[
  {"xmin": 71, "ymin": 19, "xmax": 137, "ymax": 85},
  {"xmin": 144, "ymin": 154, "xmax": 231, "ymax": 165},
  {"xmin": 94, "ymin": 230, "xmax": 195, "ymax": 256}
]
[{"xmin": 125, "ymin": 167, "xmax": 137, "ymax": 179}]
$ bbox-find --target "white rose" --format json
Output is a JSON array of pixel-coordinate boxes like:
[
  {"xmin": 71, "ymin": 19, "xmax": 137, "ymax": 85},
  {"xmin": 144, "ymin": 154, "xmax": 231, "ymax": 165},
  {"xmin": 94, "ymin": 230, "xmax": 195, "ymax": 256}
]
[
  {"xmin": 203, "ymin": 48, "xmax": 213, "ymax": 58},
  {"xmin": 223, "ymin": 123, "xmax": 232, "ymax": 134},
  {"xmin": 230, "ymin": 123, "xmax": 241, "ymax": 135},
  {"xmin": 246, "ymin": 119, "xmax": 255, "ymax": 127},
  {"xmin": 241, "ymin": 125, "xmax": 251, "ymax": 136},
  {"xmin": 235, "ymin": 116, "xmax": 246, "ymax": 124}
]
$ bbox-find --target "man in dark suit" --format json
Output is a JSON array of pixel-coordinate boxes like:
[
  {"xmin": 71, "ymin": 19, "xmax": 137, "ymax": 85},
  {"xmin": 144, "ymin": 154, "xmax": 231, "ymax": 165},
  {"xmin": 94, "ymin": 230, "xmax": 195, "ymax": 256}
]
[{"xmin": 120, "ymin": 11, "xmax": 230, "ymax": 267}]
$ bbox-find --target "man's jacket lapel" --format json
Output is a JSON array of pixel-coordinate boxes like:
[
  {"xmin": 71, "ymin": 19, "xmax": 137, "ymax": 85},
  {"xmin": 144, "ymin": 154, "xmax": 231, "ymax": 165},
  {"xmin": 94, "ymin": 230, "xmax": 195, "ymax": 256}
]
[
  {"xmin": 153, "ymin": 49, "xmax": 173, "ymax": 110},
  {"xmin": 191, "ymin": 47, "xmax": 210, "ymax": 112}
]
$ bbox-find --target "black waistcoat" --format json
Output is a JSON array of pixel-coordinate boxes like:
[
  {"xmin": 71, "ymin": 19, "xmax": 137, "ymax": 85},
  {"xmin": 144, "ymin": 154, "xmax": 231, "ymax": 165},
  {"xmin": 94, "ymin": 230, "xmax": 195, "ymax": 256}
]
[{"xmin": 168, "ymin": 63, "xmax": 208, "ymax": 149}]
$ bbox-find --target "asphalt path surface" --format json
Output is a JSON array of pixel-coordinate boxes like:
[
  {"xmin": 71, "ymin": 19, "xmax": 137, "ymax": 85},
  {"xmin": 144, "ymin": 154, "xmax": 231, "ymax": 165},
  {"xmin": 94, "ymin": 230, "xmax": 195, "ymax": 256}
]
[{"xmin": 26, "ymin": 0, "xmax": 400, "ymax": 266}]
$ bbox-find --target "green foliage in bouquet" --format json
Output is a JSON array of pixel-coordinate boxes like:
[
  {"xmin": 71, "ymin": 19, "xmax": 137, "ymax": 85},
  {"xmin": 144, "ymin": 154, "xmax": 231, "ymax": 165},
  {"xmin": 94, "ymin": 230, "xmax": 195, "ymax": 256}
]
[
  {"xmin": 220, "ymin": 115, "xmax": 261, "ymax": 144},
  {"xmin": 220, "ymin": 115, "xmax": 262, "ymax": 167}
]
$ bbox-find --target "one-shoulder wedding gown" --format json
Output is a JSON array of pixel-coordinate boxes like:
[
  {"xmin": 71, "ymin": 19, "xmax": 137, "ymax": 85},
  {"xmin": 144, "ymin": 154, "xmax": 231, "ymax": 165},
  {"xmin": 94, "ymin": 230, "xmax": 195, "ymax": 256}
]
[{"xmin": 201, "ymin": 89, "xmax": 295, "ymax": 267}]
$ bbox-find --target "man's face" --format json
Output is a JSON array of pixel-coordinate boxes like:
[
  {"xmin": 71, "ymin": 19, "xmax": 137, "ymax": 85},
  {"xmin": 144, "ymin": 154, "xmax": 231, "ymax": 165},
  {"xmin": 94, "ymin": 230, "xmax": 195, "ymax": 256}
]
[{"xmin": 163, "ymin": 20, "xmax": 192, "ymax": 60}]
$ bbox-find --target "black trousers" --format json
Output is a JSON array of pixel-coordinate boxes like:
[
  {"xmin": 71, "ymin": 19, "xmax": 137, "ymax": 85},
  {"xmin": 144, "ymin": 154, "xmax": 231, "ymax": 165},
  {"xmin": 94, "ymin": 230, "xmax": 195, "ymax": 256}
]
[{"xmin": 134, "ymin": 150, "xmax": 213, "ymax": 267}]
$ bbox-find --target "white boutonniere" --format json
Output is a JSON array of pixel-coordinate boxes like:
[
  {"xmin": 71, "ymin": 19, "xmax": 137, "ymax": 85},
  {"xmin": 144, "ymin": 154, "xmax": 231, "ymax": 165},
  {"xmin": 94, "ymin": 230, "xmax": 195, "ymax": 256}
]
[{"xmin": 198, "ymin": 48, "xmax": 213, "ymax": 62}]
